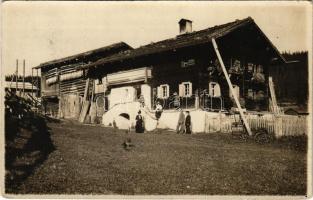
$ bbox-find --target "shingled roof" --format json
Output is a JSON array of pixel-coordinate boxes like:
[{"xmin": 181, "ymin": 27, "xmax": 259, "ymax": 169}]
[
  {"xmin": 81, "ymin": 17, "xmax": 286, "ymax": 70},
  {"xmin": 34, "ymin": 42, "xmax": 132, "ymax": 69},
  {"xmin": 83, "ymin": 17, "xmax": 282, "ymax": 70}
]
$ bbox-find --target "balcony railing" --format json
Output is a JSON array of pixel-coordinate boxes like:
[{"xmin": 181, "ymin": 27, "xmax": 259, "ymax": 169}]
[
  {"xmin": 153, "ymin": 94, "xmax": 196, "ymax": 110},
  {"xmin": 152, "ymin": 92, "xmax": 225, "ymax": 111},
  {"xmin": 199, "ymin": 94, "xmax": 224, "ymax": 111}
]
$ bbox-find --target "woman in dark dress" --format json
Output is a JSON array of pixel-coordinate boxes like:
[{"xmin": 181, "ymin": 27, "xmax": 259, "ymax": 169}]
[
  {"xmin": 185, "ymin": 111, "xmax": 192, "ymax": 134},
  {"xmin": 135, "ymin": 110, "xmax": 144, "ymax": 133}
]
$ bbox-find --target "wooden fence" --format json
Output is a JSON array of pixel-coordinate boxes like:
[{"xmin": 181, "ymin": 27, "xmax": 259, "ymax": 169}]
[{"xmin": 204, "ymin": 112, "xmax": 308, "ymax": 138}]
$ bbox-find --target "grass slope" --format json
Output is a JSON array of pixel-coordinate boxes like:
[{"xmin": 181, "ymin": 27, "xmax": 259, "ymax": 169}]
[{"xmin": 13, "ymin": 120, "xmax": 306, "ymax": 195}]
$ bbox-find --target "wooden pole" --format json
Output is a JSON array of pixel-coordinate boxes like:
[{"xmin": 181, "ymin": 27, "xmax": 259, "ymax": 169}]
[
  {"xmin": 83, "ymin": 78, "xmax": 90, "ymax": 101},
  {"xmin": 144, "ymin": 67, "xmax": 148, "ymax": 83},
  {"xmin": 212, "ymin": 38, "xmax": 252, "ymax": 136},
  {"xmin": 23, "ymin": 59, "xmax": 25, "ymax": 97},
  {"xmin": 16, "ymin": 59, "xmax": 18, "ymax": 94},
  {"xmin": 31, "ymin": 68, "xmax": 33, "ymax": 97},
  {"xmin": 91, "ymin": 80, "xmax": 95, "ymax": 102},
  {"xmin": 268, "ymin": 76, "xmax": 280, "ymax": 114},
  {"xmin": 58, "ymin": 68, "xmax": 61, "ymax": 97},
  {"xmin": 36, "ymin": 69, "xmax": 39, "ymax": 97}
]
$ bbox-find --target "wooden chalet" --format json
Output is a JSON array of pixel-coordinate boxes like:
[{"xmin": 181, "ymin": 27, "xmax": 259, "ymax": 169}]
[
  {"xmin": 35, "ymin": 17, "xmax": 309, "ymax": 137},
  {"xmin": 34, "ymin": 42, "xmax": 132, "ymax": 118},
  {"xmin": 81, "ymin": 17, "xmax": 286, "ymax": 114}
]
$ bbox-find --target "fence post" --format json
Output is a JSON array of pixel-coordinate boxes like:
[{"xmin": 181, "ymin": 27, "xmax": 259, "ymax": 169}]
[
  {"xmin": 195, "ymin": 95, "xmax": 199, "ymax": 110},
  {"xmin": 219, "ymin": 111, "xmax": 222, "ymax": 132},
  {"xmin": 274, "ymin": 115, "xmax": 283, "ymax": 138}
]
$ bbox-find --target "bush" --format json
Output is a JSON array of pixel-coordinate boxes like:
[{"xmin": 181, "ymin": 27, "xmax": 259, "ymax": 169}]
[{"xmin": 5, "ymin": 91, "xmax": 55, "ymax": 191}]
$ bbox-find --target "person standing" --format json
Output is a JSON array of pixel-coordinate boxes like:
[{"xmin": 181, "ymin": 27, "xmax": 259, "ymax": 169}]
[
  {"xmin": 155, "ymin": 101, "xmax": 163, "ymax": 120},
  {"xmin": 172, "ymin": 92, "xmax": 180, "ymax": 110},
  {"xmin": 185, "ymin": 111, "xmax": 192, "ymax": 134},
  {"xmin": 135, "ymin": 110, "xmax": 144, "ymax": 133},
  {"xmin": 176, "ymin": 109, "xmax": 185, "ymax": 134},
  {"xmin": 139, "ymin": 94, "xmax": 145, "ymax": 108}
]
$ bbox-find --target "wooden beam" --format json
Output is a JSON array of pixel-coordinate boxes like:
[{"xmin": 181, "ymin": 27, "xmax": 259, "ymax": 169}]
[
  {"xmin": 16, "ymin": 59, "xmax": 18, "ymax": 94},
  {"xmin": 83, "ymin": 78, "xmax": 90, "ymax": 101},
  {"xmin": 268, "ymin": 76, "xmax": 281, "ymax": 114},
  {"xmin": 91, "ymin": 80, "xmax": 95, "ymax": 102},
  {"xmin": 31, "ymin": 68, "xmax": 33, "ymax": 97},
  {"xmin": 212, "ymin": 38, "xmax": 252, "ymax": 136},
  {"xmin": 36, "ymin": 69, "xmax": 39, "ymax": 97},
  {"xmin": 144, "ymin": 67, "xmax": 148, "ymax": 83},
  {"xmin": 23, "ymin": 59, "xmax": 25, "ymax": 97}
]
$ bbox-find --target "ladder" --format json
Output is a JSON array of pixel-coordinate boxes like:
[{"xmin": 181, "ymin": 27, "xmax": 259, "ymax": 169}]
[{"xmin": 212, "ymin": 38, "xmax": 252, "ymax": 136}]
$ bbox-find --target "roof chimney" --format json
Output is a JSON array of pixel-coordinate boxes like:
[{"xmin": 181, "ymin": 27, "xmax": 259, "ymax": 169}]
[{"xmin": 179, "ymin": 19, "xmax": 192, "ymax": 34}]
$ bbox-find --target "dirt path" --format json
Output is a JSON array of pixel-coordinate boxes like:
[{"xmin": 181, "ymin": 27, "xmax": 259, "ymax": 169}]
[{"xmin": 12, "ymin": 120, "xmax": 306, "ymax": 195}]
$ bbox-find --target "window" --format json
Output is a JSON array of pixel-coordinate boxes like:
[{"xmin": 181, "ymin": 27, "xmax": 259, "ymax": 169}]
[
  {"xmin": 230, "ymin": 59, "xmax": 241, "ymax": 73},
  {"xmin": 247, "ymin": 89, "xmax": 254, "ymax": 99},
  {"xmin": 179, "ymin": 82, "xmax": 192, "ymax": 97},
  {"xmin": 162, "ymin": 85, "xmax": 167, "ymax": 97},
  {"xmin": 247, "ymin": 63, "xmax": 254, "ymax": 73},
  {"xmin": 157, "ymin": 84, "xmax": 169, "ymax": 99},
  {"xmin": 181, "ymin": 59, "xmax": 195, "ymax": 68},
  {"xmin": 97, "ymin": 78, "xmax": 103, "ymax": 85},
  {"xmin": 208, "ymin": 82, "xmax": 221, "ymax": 97},
  {"xmin": 229, "ymin": 85, "xmax": 240, "ymax": 99},
  {"xmin": 256, "ymin": 65, "xmax": 263, "ymax": 73}
]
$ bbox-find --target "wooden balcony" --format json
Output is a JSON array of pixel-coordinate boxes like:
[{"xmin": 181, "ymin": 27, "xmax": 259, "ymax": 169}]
[{"xmin": 106, "ymin": 67, "xmax": 152, "ymax": 86}]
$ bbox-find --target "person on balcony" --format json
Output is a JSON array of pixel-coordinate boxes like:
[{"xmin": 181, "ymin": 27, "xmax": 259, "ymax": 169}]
[
  {"xmin": 185, "ymin": 111, "xmax": 192, "ymax": 134},
  {"xmin": 139, "ymin": 94, "xmax": 145, "ymax": 108},
  {"xmin": 155, "ymin": 101, "xmax": 163, "ymax": 120},
  {"xmin": 135, "ymin": 110, "xmax": 144, "ymax": 133},
  {"xmin": 176, "ymin": 109, "xmax": 185, "ymax": 134}
]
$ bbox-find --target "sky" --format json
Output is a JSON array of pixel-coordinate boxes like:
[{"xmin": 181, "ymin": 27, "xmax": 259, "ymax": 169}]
[{"xmin": 2, "ymin": 1, "xmax": 311, "ymax": 76}]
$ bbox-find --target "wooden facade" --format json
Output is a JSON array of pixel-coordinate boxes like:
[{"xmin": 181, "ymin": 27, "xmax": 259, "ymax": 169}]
[
  {"xmin": 84, "ymin": 17, "xmax": 286, "ymax": 113},
  {"xmin": 36, "ymin": 17, "xmax": 290, "ymax": 122},
  {"xmin": 35, "ymin": 42, "xmax": 132, "ymax": 118}
]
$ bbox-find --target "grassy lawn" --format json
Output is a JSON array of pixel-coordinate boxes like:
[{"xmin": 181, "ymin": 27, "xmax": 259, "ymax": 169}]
[{"xmin": 11, "ymin": 120, "xmax": 306, "ymax": 195}]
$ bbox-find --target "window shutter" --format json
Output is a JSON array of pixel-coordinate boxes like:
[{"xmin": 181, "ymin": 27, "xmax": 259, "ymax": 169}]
[
  {"xmin": 102, "ymin": 77, "xmax": 108, "ymax": 92},
  {"xmin": 166, "ymin": 85, "xmax": 170, "ymax": 98},
  {"xmin": 157, "ymin": 86, "xmax": 161, "ymax": 98},
  {"xmin": 189, "ymin": 82, "xmax": 193, "ymax": 97},
  {"xmin": 179, "ymin": 84, "xmax": 184, "ymax": 97},
  {"xmin": 215, "ymin": 83, "xmax": 221, "ymax": 97}
]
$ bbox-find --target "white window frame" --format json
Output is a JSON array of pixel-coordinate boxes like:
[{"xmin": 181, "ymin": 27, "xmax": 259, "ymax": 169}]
[
  {"xmin": 208, "ymin": 82, "xmax": 221, "ymax": 97},
  {"xmin": 157, "ymin": 84, "xmax": 170, "ymax": 99},
  {"xmin": 179, "ymin": 82, "xmax": 192, "ymax": 97}
]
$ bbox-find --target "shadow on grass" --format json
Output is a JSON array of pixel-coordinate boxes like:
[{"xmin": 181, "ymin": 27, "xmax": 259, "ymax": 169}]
[
  {"xmin": 5, "ymin": 114, "xmax": 57, "ymax": 193},
  {"xmin": 274, "ymin": 135, "xmax": 307, "ymax": 152}
]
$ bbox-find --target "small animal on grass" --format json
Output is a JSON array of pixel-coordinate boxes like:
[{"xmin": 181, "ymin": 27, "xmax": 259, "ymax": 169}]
[
  {"xmin": 112, "ymin": 119, "xmax": 117, "ymax": 132},
  {"xmin": 122, "ymin": 138, "xmax": 134, "ymax": 151}
]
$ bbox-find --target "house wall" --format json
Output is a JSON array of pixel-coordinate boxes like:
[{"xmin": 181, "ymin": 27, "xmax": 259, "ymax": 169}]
[
  {"xmin": 147, "ymin": 41, "xmax": 270, "ymax": 111},
  {"xmin": 41, "ymin": 69, "xmax": 59, "ymax": 97},
  {"xmin": 150, "ymin": 48, "xmax": 208, "ymax": 95},
  {"xmin": 92, "ymin": 40, "xmax": 271, "ymax": 112},
  {"xmin": 90, "ymin": 23, "xmax": 277, "ymax": 112},
  {"xmin": 269, "ymin": 61, "xmax": 308, "ymax": 106},
  {"xmin": 41, "ymin": 63, "xmax": 93, "ymax": 118}
]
